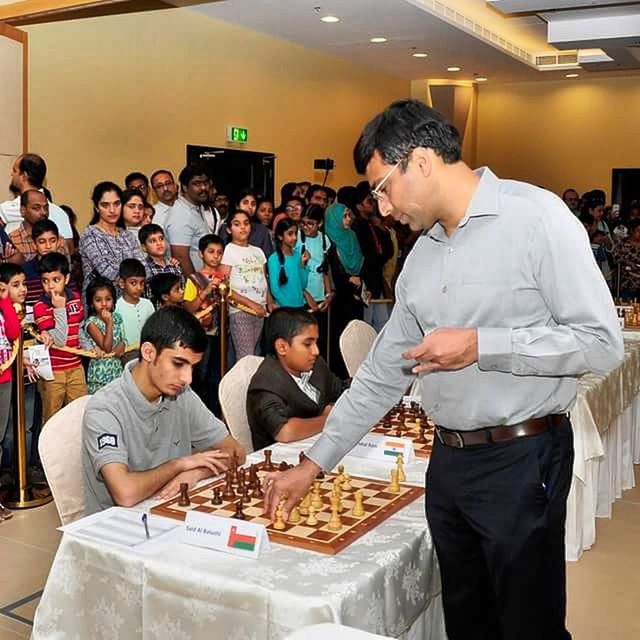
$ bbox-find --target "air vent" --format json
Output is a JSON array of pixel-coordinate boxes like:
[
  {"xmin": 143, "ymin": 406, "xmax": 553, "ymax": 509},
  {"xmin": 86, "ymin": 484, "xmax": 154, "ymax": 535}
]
[{"xmin": 536, "ymin": 52, "xmax": 578, "ymax": 65}]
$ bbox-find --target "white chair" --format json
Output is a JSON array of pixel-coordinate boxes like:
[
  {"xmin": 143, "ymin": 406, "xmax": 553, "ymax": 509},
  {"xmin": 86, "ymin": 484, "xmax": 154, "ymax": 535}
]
[
  {"xmin": 218, "ymin": 355, "xmax": 264, "ymax": 455},
  {"xmin": 38, "ymin": 395, "xmax": 91, "ymax": 526},
  {"xmin": 339, "ymin": 319, "xmax": 377, "ymax": 377}
]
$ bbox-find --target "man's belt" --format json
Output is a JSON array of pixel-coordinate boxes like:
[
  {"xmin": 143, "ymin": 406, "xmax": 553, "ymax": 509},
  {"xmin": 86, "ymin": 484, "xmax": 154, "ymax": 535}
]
[{"xmin": 435, "ymin": 415, "xmax": 565, "ymax": 448}]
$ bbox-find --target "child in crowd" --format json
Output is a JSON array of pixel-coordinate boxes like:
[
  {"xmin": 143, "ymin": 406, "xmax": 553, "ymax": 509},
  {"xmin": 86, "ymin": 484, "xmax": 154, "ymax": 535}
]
[
  {"xmin": 81, "ymin": 277, "xmax": 125, "ymax": 394},
  {"xmin": 138, "ymin": 224, "xmax": 183, "ymax": 282},
  {"xmin": 115, "ymin": 258, "xmax": 155, "ymax": 350},
  {"xmin": 221, "ymin": 211, "xmax": 270, "ymax": 359},
  {"xmin": 246, "ymin": 307, "xmax": 347, "ymax": 451},
  {"xmin": 268, "ymin": 218, "xmax": 310, "ymax": 308},
  {"xmin": 183, "ymin": 234, "xmax": 225, "ymax": 414},
  {"xmin": 34, "ymin": 252, "xmax": 87, "ymax": 423},
  {"xmin": 23, "ymin": 219, "xmax": 67, "ymax": 309},
  {"xmin": 0, "ymin": 271, "xmax": 22, "ymax": 483},
  {"xmin": 297, "ymin": 204, "xmax": 334, "ymax": 359},
  {"xmin": 255, "ymin": 198, "xmax": 274, "ymax": 232},
  {"xmin": 149, "ymin": 273, "xmax": 184, "ymax": 309}
]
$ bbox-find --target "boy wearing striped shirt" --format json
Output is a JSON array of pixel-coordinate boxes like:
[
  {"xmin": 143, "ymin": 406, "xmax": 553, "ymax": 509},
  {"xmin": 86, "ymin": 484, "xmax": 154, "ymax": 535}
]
[{"xmin": 34, "ymin": 252, "xmax": 87, "ymax": 423}]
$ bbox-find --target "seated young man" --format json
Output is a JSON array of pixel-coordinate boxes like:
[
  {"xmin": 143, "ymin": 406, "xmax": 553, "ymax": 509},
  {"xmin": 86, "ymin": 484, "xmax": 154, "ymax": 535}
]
[
  {"xmin": 82, "ymin": 306, "xmax": 245, "ymax": 514},
  {"xmin": 246, "ymin": 307, "xmax": 348, "ymax": 451}
]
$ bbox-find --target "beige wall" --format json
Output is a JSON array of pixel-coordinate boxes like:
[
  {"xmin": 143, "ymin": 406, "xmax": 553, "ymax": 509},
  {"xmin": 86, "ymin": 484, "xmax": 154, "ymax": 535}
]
[
  {"xmin": 476, "ymin": 75, "xmax": 640, "ymax": 200},
  {"xmin": 24, "ymin": 8, "xmax": 408, "ymax": 224}
]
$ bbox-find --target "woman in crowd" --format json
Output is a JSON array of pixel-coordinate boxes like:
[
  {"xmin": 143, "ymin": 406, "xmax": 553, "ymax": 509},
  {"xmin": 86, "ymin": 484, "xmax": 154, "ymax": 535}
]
[
  {"xmin": 79, "ymin": 181, "xmax": 145, "ymax": 293},
  {"xmin": 581, "ymin": 191, "xmax": 613, "ymax": 286},
  {"xmin": 255, "ymin": 197, "xmax": 274, "ymax": 240},
  {"xmin": 324, "ymin": 201, "xmax": 364, "ymax": 378},
  {"xmin": 120, "ymin": 189, "xmax": 146, "ymax": 238}
]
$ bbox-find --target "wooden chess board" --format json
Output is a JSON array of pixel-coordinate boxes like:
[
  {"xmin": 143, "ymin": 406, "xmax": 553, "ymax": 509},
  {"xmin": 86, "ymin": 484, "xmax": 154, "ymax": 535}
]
[
  {"xmin": 370, "ymin": 402, "xmax": 436, "ymax": 458},
  {"xmin": 151, "ymin": 458, "xmax": 423, "ymax": 555}
]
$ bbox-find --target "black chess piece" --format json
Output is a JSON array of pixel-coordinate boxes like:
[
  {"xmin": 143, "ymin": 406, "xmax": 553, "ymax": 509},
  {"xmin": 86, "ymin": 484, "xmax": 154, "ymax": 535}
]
[
  {"xmin": 178, "ymin": 482, "xmax": 190, "ymax": 507},
  {"xmin": 211, "ymin": 487, "xmax": 223, "ymax": 505},
  {"xmin": 263, "ymin": 449, "xmax": 275, "ymax": 471},
  {"xmin": 232, "ymin": 500, "xmax": 246, "ymax": 520}
]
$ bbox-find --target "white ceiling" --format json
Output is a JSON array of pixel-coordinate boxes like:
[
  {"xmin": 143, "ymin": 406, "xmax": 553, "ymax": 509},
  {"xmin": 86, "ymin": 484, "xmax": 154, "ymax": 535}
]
[{"xmin": 189, "ymin": 0, "xmax": 567, "ymax": 83}]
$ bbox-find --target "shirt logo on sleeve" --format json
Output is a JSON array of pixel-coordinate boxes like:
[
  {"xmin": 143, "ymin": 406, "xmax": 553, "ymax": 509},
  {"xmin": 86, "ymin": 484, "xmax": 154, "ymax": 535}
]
[{"xmin": 97, "ymin": 433, "xmax": 118, "ymax": 450}]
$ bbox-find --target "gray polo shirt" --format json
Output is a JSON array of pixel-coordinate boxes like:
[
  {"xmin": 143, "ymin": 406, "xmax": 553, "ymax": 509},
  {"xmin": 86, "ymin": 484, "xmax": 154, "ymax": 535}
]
[
  {"xmin": 82, "ymin": 361, "xmax": 229, "ymax": 514},
  {"xmin": 308, "ymin": 167, "xmax": 624, "ymax": 471},
  {"xmin": 165, "ymin": 195, "xmax": 209, "ymax": 271}
]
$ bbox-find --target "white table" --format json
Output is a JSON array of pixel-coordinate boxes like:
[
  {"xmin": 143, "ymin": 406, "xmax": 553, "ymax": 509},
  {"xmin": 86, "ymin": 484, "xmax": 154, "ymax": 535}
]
[
  {"xmin": 32, "ymin": 440, "xmax": 446, "ymax": 640},
  {"xmin": 566, "ymin": 336, "xmax": 640, "ymax": 560}
]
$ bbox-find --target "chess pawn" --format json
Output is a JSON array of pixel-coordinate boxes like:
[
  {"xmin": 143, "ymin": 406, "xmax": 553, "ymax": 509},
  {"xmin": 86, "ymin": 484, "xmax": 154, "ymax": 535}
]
[
  {"xmin": 241, "ymin": 485, "xmax": 252, "ymax": 504},
  {"xmin": 388, "ymin": 468, "xmax": 401, "ymax": 494},
  {"xmin": 352, "ymin": 490, "xmax": 365, "ymax": 517},
  {"xmin": 306, "ymin": 505, "xmax": 318, "ymax": 526},
  {"xmin": 311, "ymin": 481, "xmax": 323, "ymax": 510},
  {"xmin": 396, "ymin": 454, "xmax": 406, "ymax": 482},
  {"xmin": 232, "ymin": 501, "xmax": 246, "ymax": 520},
  {"xmin": 328, "ymin": 504, "xmax": 342, "ymax": 531},
  {"xmin": 178, "ymin": 483, "xmax": 190, "ymax": 507},
  {"xmin": 289, "ymin": 504, "xmax": 301, "ymax": 524},
  {"xmin": 299, "ymin": 491, "xmax": 311, "ymax": 515},
  {"xmin": 415, "ymin": 422, "xmax": 427, "ymax": 444},
  {"xmin": 273, "ymin": 503, "xmax": 286, "ymax": 530},
  {"xmin": 211, "ymin": 487, "xmax": 223, "ymax": 505},
  {"xmin": 413, "ymin": 417, "xmax": 422, "ymax": 434},
  {"xmin": 336, "ymin": 464, "xmax": 345, "ymax": 481},
  {"xmin": 341, "ymin": 472, "xmax": 353, "ymax": 492},
  {"xmin": 251, "ymin": 477, "xmax": 264, "ymax": 499},
  {"xmin": 222, "ymin": 475, "xmax": 236, "ymax": 499}
]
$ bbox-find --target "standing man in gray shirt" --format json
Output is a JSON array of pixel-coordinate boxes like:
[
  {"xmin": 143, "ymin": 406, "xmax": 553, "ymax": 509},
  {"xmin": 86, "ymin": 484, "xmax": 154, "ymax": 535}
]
[
  {"xmin": 83, "ymin": 306, "xmax": 245, "ymax": 514},
  {"xmin": 264, "ymin": 99, "xmax": 623, "ymax": 640}
]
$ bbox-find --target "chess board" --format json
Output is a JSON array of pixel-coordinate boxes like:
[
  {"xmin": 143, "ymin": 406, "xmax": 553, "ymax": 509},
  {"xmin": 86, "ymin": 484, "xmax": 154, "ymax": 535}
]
[
  {"xmin": 151, "ymin": 460, "xmax": 423, "ymax": 555},
  {"xmin": 370, "ymin": 402, "xmax": 436, "ymax": 458}
]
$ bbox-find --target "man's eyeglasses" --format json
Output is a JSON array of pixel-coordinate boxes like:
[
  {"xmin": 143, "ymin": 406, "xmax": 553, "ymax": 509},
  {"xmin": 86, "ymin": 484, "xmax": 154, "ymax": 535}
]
[{"xmin": 370, "ymin": 153, "xmax": 409, "ymax": 202}]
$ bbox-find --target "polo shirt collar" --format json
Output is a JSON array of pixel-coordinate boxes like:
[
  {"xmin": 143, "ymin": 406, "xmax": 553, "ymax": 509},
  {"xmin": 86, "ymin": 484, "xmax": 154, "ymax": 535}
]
[
  {"xmin": 177, "ymin": 195, "xmax": 201, "ymax": 214},
  {"xmin": 122, "ymin": 360, "xmax": 173, "ymax": 419},
  {"xmin": 427, "ymin": 166, "xmax": 500, "ymax": 242}
]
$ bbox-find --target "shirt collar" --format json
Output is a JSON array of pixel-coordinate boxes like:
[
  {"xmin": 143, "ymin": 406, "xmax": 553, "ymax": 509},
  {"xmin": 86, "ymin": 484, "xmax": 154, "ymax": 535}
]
[
  {"xmin": 427, "ymin": 167, "xmax": 500, "ymax": 241},
  {"xmin": 122, "ymin": 360, "xmax": 173, "ymax": 418},
  {"xmin": 177, "ymin": 195, "xmax": 201, "ymax": 214}
]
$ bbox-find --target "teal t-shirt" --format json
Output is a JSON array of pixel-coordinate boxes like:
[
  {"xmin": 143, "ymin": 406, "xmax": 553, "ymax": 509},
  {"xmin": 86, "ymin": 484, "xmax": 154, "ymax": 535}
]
[
  {"xmin": 267, "ymin": 248, "xmax": 309, "ymax": 307},
  {"xmin": 296, "ymin": 231, "xmax": 332, "ymax": 302}
]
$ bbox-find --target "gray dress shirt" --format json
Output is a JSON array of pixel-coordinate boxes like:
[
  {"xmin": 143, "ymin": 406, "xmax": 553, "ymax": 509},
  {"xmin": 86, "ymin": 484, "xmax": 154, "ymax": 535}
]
[{"xmin": 308, "ymin": 168, "xmax": 624, "ymax": 471}]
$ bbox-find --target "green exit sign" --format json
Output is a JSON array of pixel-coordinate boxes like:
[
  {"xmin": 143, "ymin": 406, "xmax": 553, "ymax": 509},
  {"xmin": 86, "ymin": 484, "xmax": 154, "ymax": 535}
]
[{"xmin": 227, "ymin": 126, "xmax": 248, "ymax": 143}]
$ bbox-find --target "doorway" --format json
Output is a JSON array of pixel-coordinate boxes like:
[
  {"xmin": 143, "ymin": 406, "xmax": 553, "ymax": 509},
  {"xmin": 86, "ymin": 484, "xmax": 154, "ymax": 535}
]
[
  {"xmin": 612, "ymin": 168, "xmax": 640, "ymax": 214},
  {"xmin": 186, "ymin": 145, "xmax": 276, "ymax": 203}
]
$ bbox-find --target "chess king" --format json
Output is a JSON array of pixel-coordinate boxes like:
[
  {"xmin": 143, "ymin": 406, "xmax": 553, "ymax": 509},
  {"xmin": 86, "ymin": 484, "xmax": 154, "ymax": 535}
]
[
  {"xmin": 82, "ymin": 306, "xmax": 245, "ymax": 514},
  {"xmin": 264, "ymin": 99, "xmax": 623, "ymax": 640}
]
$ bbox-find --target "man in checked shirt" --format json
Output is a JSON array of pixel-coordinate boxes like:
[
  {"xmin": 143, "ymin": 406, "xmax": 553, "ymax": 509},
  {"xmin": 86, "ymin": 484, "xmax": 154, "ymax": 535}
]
[{"xmin": 264, "ymin": 99, "xmax": 623, "ymax": 640}]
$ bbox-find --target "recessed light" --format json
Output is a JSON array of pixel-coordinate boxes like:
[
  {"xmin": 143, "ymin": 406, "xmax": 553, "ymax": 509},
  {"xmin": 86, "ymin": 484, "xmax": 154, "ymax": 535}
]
[
  {"xmin": 321, "ymin": 15, "xmax": 340, "ymax": 23},
  {"xmin": 447, "ymin": 66, "xmax": 461, "ymax": 72},
  {"xmin": 370, "ymin": 37, "xmax": 388, "ymax": 43},
  {"xmin": 565, "ymin": 73, "xmax": 579, "ymax": 78},
  {"xmin": 475, "ymin": 77, "xmax": 488, "ymax": 82},
  {"xmin": 412, "ymin": 52, "xmax": 428, "ymax": 58}
]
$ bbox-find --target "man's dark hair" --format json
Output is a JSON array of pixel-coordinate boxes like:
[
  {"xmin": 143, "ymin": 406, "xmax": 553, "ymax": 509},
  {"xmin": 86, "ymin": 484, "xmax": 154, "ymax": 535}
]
[
  {"xmin": 562, "ymin": 188, "xmax": 579, "ymax": 201},
  {"xmin": 150, "ymin": 169, "xmax": 174, "ymax": 185},
  {"xmin": 38, "ymin": 252, "xmax": 69, "ymax": 276},
  {"xmin": 325, "ymin": 186, "xmax": 336, "ymax": 202},
  {"xmin": 264, "ymin": 307, "xmax": 318, "ymax": 355},
  {"xmin": 337, "ymin": 185, "xmax": 358, "ymax": 211},
  {"xmin": 138, "ymin": 223, "xmax": 164, "ymax": 245},
  {"xmin": 298, "ymin": 181, "xmax": 311, "ymax": 189},
  {"xmin": 32, "ymin": 219, "xmax": 59, "ymax": 240},
  {"xmin": 353, "ymin": 99, "xmax": 461, "ymax": 174},
  {"xmin": 118, "ymin": 258, "xmax": 145, "ymax": 280},
  {"xmin": 149, "ymin": 273, "xmax": 181, "ymax": 307},
  {"xmin": 125, "ymin": 172, "xmax": 149, "ymax": 188},
  {"xmin": 579, "ymin": 212, "xmax": 595, "ymax": 226},
  {"xmin": 0, "ymin": 263, "xmax": 25, "ymax": 284},
  {"xmin": 178, "ymin": 164, "xmax": 209, "ymax": 189},
  {"xmin": 198, "ymin": 233, "xmax": 224, "ymax": 253},
  {"xmin": 307, "ymin": 184, "xmax": 328, "ymax": 201},
  {"xmin": 18, "ymin": 154, "xmax": 47, "ymax": 189},
  {"xmin": 20, "ymin": 189, "xmax": 45, "ymax": 208},
  {"xmin": 141, "ymin": 306, "xmax": 207, "ymax": 355}
]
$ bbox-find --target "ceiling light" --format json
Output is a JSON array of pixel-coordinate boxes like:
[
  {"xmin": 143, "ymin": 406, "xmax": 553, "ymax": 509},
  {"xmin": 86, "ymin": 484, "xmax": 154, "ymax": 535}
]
[
  {"xmin": 412, "ymin": 52, "xmax": 428, "ymax": 58},
  {"xmin": 447, "ymin": 66, "xmax": 461, "ymax": 72},
  {"xmin": 565, "ymin": 73, "xmax": 579, "ymax": 78},
  {"xmin": 475, "ymin": 77, "xmax": 488, "ymax": 82},
  {"xmin": 320, "ymin": 15, "xmax": 339, "ymax": 23},
  {"xmin": 370, "ymin": 37, "xmax": 387, "ymax": 43}
]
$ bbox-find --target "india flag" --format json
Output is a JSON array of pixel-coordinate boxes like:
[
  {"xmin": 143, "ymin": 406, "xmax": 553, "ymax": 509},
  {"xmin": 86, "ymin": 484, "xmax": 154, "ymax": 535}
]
[
  {"xmin": 384, "ymin": 441, "xmax": 405, "ymax": 457},
  {"xmin": 227, "ymin": 525, "xmax": 256, "ymax": 552}
]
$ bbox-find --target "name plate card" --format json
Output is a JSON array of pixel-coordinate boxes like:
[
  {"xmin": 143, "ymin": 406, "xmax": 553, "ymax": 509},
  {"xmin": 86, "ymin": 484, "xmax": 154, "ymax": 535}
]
[
  {"xmin": 184, "ymin": 511, "xmax": 270, "ymax": 559},
  {"xmin": 351, "ymin": 433, "xmax": 415, "ymax": 464}
]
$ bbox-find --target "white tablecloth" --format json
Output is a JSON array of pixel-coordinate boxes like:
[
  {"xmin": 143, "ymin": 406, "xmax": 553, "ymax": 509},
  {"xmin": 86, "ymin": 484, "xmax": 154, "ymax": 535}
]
[
  {"xmin": 566, "ymin": 336, "xmax": 640, "ymax": 560},
  {"xmin": 32, "ymin": 440, "xmax": 446, "ymax": 640}
]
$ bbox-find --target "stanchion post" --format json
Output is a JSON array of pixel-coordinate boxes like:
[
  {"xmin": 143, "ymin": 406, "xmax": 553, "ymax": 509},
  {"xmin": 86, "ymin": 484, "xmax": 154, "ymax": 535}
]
[
  {"xmin": 219, "ymin": 282, "xmax": 229, "ymax": 377},
  {"xmin": 6, "ymin": 304, "xmax": 52, "ymax": 509}
]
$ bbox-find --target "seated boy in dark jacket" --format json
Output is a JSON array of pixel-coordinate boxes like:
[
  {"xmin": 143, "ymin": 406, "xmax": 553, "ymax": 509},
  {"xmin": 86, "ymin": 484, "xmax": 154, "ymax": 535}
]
[{"xmin": 247, "ymin": 307, "xmax": 348, "ymax": 451}]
